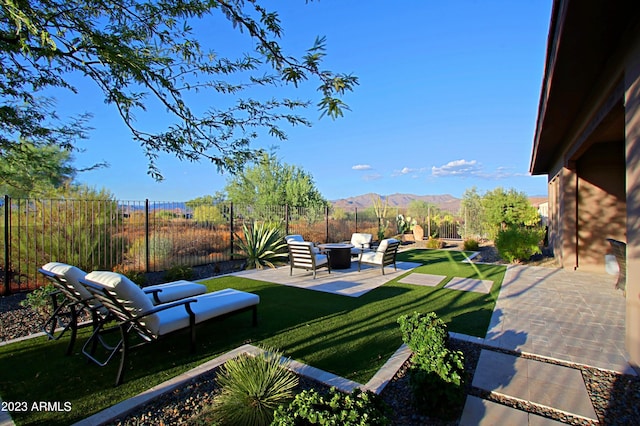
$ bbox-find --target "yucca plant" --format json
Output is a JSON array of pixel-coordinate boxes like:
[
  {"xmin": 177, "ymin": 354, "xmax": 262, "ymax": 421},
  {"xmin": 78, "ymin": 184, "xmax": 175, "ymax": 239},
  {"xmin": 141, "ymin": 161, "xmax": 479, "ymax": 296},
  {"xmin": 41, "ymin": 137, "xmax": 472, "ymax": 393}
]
[
  {"xmin": 234, "ymin": 221, "xmax": 288, "ymax": 269},
  {"xmin": 209, "ymin": 349, "xmax": 299, "ymax": 426}
]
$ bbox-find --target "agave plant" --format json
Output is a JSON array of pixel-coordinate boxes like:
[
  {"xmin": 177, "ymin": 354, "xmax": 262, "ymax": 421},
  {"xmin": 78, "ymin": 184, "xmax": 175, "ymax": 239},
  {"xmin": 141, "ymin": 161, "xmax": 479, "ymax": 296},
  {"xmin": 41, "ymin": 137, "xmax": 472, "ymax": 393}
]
[
  {"xmin": 210, "ymin": 348, "xmax": 299, "ymax": 426},
  {"xmin": 234, "ymin": 221, "xmax": 288, "ymax": 269}
]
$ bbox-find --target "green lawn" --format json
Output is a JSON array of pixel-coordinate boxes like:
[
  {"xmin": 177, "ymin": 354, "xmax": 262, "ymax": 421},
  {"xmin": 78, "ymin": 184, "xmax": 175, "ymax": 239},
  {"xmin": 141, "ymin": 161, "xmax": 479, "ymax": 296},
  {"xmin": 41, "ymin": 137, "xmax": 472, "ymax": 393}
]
[{"xmin": 0, "ymin": 248, "xmax": 505, "ymax": 425}]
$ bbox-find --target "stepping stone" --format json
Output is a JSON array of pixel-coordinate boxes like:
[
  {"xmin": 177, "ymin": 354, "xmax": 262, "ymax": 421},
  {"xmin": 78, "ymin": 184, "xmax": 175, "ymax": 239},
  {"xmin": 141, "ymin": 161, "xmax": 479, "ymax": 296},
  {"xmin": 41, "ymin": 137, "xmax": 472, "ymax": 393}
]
[
  {"xmin": 398, "ymin": 273, "xmax": 446, "ymax": 287},
  {"xmin": 445, "ymin": 277, "xmax": 493, "ymax": 294},
  {"xmin": 460, "ymin": 396, "xmax": 566, "ymax": 425},
  {"xmin": 472, "ymin": 350, "xmax": 597, "ymax": 421}
]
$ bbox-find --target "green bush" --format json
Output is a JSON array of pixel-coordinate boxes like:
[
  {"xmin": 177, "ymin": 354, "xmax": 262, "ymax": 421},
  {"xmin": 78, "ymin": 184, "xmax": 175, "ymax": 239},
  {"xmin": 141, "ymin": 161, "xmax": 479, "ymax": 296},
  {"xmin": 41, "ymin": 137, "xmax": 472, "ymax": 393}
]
[
  {"xmin": 463, "ymin": 238, "xmax": 480, "ymax": 251},
  {"xmin": 494, "ymin": 226, "xmax": 544, "ymax": 263},
  {"xmin": 164, "ymin": 264, "xmax": 194, "ymax": 282},
  {"xmin": 272, "ymin": 387, "xmax": 390, "ymax": 426},
  {"xmin": 207, "ymin": 349, "xmax": 298, "ymax": 426},
  {"xmin": 122, "ymin": 270, "xmax": 147, "ymax": 286},
  {"xmin": 397, "ymin": 312, "xmax": 466, "ymax": 420},
  {"xmin": 234, "ymin": 222, "xmax": 288, "ymax": 269},
  {"xmin": 127, "ymin": 234, "xmax": 173, "ymax": 268},
  {"xmin": 425, "ymin": 236, "xmax": 444, "ymax": 249},
  {"xmin": 20, "ymin": 284, "xmax": 56, "ymax": 317}
]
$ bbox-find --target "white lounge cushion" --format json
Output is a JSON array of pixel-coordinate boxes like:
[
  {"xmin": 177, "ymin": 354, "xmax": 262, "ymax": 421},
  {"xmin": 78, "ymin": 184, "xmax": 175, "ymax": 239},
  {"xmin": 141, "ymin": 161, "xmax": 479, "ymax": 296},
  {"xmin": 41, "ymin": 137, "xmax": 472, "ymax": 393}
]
[
  {"xmin": 154, "ymin": 288, "xmax": 260, "ymax": 336},
  {"xmin": 84, "ymin": 271, "xmax": 159, "ymax": 332},
  {"xmin": 144, "ymin": 280, "xmax": 206, "ymax": 304},
  {"xmin": 42, "ymin": 262, "xmax": 91, "ymax": 299},
  {"xmin": 42, "ymin": 262, "xmax": 108, "ymax": 314}
]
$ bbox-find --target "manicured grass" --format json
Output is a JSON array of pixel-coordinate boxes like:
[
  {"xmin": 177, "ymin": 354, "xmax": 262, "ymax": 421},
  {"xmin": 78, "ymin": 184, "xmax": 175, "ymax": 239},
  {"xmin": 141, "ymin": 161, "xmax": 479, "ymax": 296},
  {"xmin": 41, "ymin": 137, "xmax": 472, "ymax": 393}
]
[{"xmin": 0, "ymin": 248, "xmax": 505, "ymax": 425}]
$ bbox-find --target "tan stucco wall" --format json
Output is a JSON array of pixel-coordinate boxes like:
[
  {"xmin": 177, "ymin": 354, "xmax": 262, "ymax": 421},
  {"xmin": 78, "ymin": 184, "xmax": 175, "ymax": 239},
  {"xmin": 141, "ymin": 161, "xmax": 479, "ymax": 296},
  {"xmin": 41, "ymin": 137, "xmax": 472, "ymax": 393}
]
[{"xmin": 576, "ymin": 143, "xmax": 626, "ymax": 272}]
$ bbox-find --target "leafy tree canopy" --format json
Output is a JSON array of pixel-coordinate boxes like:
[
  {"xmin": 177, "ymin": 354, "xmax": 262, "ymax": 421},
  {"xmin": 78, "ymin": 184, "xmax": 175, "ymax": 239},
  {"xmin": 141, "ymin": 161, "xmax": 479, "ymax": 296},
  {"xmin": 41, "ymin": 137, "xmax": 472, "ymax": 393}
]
[
  {"xmin": 224, "ymin": 152, "xmax": 327, "ymax": 208},
  {"xmin": 1, "ymin": 0, "xmax": 358, "ymax": 182},
  {"xmin": 481, "ymin": 187, "xmax": 540, "ymax": 238},
  {"xmin": 459, "ymin": 186, "xmax": 485, "ymax": 239}
]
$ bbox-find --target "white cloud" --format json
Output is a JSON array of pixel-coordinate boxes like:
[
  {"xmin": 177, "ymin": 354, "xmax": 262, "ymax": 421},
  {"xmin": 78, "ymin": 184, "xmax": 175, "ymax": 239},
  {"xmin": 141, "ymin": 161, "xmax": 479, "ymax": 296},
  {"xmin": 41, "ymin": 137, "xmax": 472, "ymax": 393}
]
[
  {"xmin": 352, "ymin": 164, "xmax": 372, "ymax": 171},
  {"xmin": 391, "ymin": 166, "xmax": 428, "ymax": 177},
  {"xmin": 431, "ymin": 159, "xmax": 481, "ymax": 177},
  {"xmin": 431, "ymin": 160, "xmax": 529, "ymax": 180},
  {"xmin": 363, "ymin": 173, "xmax": 383, "ymax": 181}
]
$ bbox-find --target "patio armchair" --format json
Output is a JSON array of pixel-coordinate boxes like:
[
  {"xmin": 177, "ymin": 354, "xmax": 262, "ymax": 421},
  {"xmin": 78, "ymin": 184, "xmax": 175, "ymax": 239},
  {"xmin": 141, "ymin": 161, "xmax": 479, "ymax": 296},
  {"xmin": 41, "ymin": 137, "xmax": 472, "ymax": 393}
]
[
  {"xmin": 79, "ymin": 271, "xmax": 260, "ymax": 385},
  {"xmin": 347, "ymin": 233, "xmax": 373, "ymax": 256},
  {"xmin": 606, "ymin": 238, "xmax": 627, "ymax": 294},
  {"xmin": 285, "ymin": 234, "xmax": 321, "ymax": 253},
  {"xmin": 287, "ymin": 240, "xmax": 331, "ymax": 279},
  {"xmin": 357, "ymin": 238, "xmax": 401, "ymax": 275},
  {"xmin": 38, "ymin": 262, "xmax": 207, "ymax": 355}
]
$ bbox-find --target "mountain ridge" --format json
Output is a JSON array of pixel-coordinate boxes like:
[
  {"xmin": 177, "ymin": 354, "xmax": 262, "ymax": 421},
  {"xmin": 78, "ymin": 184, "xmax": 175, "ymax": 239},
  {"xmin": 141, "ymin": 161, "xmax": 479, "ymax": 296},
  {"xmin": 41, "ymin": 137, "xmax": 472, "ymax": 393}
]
[{"xmin": 331, "ymin": 193, "xmax": 548, "ymax": 211}]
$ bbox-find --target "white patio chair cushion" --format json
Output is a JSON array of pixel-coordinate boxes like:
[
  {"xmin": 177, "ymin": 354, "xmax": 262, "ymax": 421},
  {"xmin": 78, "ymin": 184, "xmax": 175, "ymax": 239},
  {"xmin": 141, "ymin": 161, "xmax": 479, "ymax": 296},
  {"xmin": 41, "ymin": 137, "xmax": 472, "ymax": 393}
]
[
  {"xmin": 360, "ymin": 238, "xmax": 396, "ymax": 264},
  {"xmin": 84, "ymin": 270, "xmax": 159, "ymax": 332},
  {"xmin": 350, "ymin": 233, "xmax": 373, "ymax": 254},
  {"xmin": 315, "ymin": 253, "xmax": 329, "ymax": 266},
  {"xmin": 83, "ymin": 271, "xmax": 260, "ymax": 337},
  {"xmin": 42, "ymin": 262, "xmax": 107, "ymax": 314},
  {"xmin": 350, "ymin": 233, "xmax": 372, "ymax": 249},
  {"xmin": 154, "ymin": 288, "xmax": 260, "ymax": 336},
  {"xmin": 143, "ymin": 280, "xmax": 206, "ymax": 304},
  {"xmin": 285, "ymin": 235, "xmax": 320, "ymax": 253}
]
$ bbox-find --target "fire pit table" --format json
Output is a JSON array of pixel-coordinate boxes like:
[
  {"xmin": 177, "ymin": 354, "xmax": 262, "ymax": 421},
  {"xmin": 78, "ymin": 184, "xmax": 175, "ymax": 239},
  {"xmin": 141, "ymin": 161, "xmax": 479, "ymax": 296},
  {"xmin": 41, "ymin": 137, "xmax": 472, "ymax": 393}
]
[{"xmin": 318, "ymin": 243, "xmax": 354, "ymax": 269}]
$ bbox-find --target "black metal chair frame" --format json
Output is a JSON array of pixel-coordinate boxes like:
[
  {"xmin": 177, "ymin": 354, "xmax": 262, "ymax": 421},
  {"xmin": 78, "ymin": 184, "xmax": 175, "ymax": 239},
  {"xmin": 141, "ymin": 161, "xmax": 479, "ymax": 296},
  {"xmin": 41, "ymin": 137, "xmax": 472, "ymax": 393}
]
[
  {"xmin": 38, "ymin": 268, "xmax": 109, "ymax": 355},
  {"xmin": 79, "ymin": 278, "xmax": 258, "ymax": 386}
]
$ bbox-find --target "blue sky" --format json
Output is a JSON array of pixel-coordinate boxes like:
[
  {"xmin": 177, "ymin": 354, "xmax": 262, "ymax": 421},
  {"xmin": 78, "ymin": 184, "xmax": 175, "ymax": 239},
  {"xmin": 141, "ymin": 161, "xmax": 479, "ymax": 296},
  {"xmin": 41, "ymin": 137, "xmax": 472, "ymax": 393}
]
[{"xmin": 69, "ymin": 1, "xmax": 553, "ymax": 202}]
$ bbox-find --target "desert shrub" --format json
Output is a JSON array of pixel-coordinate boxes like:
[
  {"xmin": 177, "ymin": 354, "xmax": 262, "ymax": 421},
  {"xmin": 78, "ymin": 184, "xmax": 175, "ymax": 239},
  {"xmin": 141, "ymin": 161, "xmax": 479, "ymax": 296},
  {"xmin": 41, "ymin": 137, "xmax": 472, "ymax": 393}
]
[
  {"xmin": 127, "ymin": 234, "xmax": 173, "ymax": 268},
  {"xmin": 397, "ymin": 312, "xmax": 466, "ymax": 420},
  {"xmin": 234, "ymin": 222, "xmax": 288, "ymax": 269},
  {"xmin": 120, "ymin": 269, "xmax": 147, "ymax": 285},
  {"xmin": 193, "ymin": 204, "xmax": 226, "ymax": 224},
  {"xmin": 463, "ymin": 238, "xmax": 480, "ymax": 251},
  {"xmin": 206, "ymin": 349, "xmax": 298, "ymax": 426},
  {"xmin": 20, "ymin": 284, "xmax": 56, "ymax": 317},
  {"xmin": 425, "ymin": 236, "xmax": 445, "ymax": 249},
  {"xmin": 272, "ymin": 387, "xmax": 390, "ymax": 426},
  {"xmin": 155, "ymin": 210, "xmax": 178, "ymax": 220},
  {"xmin": 164, "ymin": 264, "xmax": 194, "ymax": 281},
  {"xmin": 494, "ymin": 226, "xmax": 544, "ymax": 263}
]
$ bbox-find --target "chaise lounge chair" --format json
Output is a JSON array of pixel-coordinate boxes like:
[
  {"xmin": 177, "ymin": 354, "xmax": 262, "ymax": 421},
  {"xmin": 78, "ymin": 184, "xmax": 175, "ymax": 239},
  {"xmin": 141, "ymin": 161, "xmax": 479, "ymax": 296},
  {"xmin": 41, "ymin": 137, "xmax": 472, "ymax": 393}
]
[
  {"xmin": 357, "ymin": 238, "xmax": 400, "ymax": 275},
  {"xmin": 79, "ymin": 271, "xmax": 260, "ymax": 385},
  {"xmin": 38, "ymin": 262, "xmax": 207, "ymax": 355}
]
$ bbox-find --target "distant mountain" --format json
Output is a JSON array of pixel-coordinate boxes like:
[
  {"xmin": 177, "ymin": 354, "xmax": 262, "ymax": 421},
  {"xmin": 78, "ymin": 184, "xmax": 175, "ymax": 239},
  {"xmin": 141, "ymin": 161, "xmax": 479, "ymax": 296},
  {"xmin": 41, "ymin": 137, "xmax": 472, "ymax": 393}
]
[
  {"xmin": 331, "ymin": 193, "xmax": 461, "ymax": 211},
  {"xmin": 331, "ymin": 192, "xmax": 548, "ymax": 211}
]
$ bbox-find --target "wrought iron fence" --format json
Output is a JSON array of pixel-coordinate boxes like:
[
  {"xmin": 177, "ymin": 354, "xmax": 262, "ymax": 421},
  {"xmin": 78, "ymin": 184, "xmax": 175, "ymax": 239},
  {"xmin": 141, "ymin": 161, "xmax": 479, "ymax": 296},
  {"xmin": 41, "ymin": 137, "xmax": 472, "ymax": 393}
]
[{"xmin": 1, "ymin": 195, "xmax": 471, "ymax": 294}]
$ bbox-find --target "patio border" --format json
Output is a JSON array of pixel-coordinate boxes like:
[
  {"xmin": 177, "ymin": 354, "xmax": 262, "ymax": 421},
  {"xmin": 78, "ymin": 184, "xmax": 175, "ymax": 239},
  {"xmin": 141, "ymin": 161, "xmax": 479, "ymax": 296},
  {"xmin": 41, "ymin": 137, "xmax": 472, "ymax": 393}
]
[{"xmin": 70, "ymin": 342, "xmax": 414, "ymax": 426}]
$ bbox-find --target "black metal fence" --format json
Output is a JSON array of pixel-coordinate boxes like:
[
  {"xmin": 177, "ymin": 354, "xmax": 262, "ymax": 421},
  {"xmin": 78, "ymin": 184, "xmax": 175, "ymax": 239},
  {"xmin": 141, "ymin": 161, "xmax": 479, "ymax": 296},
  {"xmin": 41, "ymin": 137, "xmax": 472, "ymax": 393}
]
[{"xmin": 1, "ymin": 196, "xmax": 469, "ymax": 294}]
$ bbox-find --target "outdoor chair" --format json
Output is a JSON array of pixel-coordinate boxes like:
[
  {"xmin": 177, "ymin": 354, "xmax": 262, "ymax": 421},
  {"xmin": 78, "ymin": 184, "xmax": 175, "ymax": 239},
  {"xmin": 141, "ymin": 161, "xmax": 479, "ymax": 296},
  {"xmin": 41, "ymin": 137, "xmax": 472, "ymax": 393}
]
[
  {"xmin": 285, "ymin": 234, "xmax": 320, "ymax": 253},
  {"xmin": 357, "ymin": 238, "xmax": 400, "ymax": 275},
  {"xmin": 78, "ymin": 271, "xmax": 260, "ymax": 385},
  {"xmin": 38, "ymin": 262, "xmax": 207, "ymax": 355},
  {"xmin": 287, "ymin": 240, "xmax": 331, "ymax": 279},
  {"xmin": 606, "ymin": 238, "xmax": 627, "ymax": 294},
  {"xmin": 347, "ymin": 233, "xmax": 373, "ymax": 256}
]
